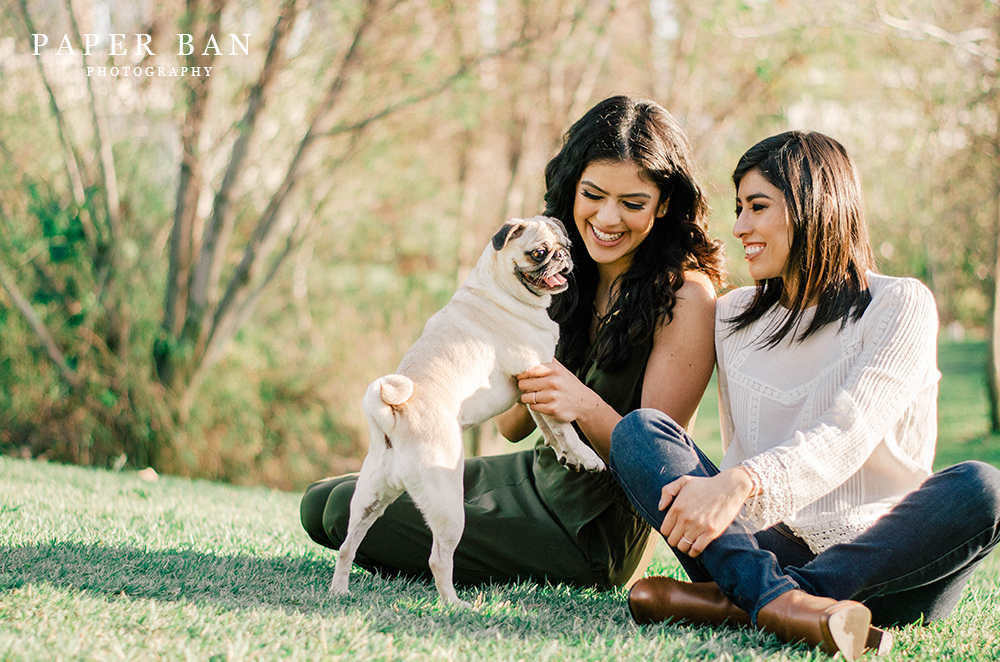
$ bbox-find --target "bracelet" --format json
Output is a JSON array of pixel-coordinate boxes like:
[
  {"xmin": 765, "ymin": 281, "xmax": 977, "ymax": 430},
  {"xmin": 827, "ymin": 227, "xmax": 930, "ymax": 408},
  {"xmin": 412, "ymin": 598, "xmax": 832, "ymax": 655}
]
[{"xmin": 738, "ymin": 463, "xmax": 761, "ymax": 498}]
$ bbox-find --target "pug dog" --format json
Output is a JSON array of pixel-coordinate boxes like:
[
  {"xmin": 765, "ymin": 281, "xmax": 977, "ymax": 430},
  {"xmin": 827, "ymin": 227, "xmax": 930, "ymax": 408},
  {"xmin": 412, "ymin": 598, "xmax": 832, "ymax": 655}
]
[{"xmin": 329, "ymin": 215, "xmax": 605, "ymax": 607}]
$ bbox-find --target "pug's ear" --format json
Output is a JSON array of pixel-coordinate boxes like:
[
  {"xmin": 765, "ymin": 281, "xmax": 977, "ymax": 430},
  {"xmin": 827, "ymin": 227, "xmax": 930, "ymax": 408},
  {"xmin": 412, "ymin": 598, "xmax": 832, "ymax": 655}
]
[
  {"xmin": 492, "ymin": 220, "xmax": 526, "ymax": 251},
  {"xmin": 541, "ymin": 215, "xmax": 569, "ymax": 238}
]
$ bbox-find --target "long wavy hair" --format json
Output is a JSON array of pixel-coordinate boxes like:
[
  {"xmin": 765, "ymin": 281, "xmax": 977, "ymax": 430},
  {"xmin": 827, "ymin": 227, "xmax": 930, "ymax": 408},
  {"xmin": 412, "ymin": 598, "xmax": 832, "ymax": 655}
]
[
  {"xmin": 727, "ymin": 131, "xmax": 877, "ymax": 346},
  {"xmin": 545, "ymin": 96, "xmax": 724, "ymax": 371}
]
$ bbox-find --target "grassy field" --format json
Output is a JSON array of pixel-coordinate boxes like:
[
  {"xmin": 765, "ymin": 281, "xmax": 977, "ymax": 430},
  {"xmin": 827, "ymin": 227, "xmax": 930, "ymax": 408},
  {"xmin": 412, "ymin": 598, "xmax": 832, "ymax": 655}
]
[{"xmin": 2, "ymin": 340, "xmax": 1000, "ymax": 661}]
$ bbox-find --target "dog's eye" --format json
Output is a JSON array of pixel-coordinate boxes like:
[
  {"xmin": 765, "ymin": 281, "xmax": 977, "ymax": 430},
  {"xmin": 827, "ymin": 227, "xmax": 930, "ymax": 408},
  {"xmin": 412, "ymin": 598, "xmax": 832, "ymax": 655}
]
[{"xmin": 530, "ymin": 248, "xmax": 548, "ymax": 262}]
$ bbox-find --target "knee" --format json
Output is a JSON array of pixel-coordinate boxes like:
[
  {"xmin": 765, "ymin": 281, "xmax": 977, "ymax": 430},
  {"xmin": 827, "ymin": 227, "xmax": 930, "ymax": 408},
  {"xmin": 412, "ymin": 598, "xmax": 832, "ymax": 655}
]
[
  {"xmin": 939, "ymin": 461, "xmax": 1000, "ymax": 523},
  {"xmin": 300, "ymin": 478, "xmax": 355, "ymax": 549},
  {"xmin": 961, "ymin": 461, "xmax": 1000, "ymax": 514},
  {"xmin": 324, "ymin": 481, "xmax": 358, "ymax": 546},
  {"xmin": 610, "ymin": 408, "xmax": 688, "ymax": 474},
  {"xmin": 300, "ymin": 481, "xmax": 331, "ymax": 545}
]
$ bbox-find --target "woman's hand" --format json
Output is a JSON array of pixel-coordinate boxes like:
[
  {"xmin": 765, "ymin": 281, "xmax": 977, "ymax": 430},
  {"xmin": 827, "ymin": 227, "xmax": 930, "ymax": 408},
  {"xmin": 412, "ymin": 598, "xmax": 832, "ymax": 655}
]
[
  {"xmin": 516, "ymin": 359, "xmax": 599, "ymax": 425},
  {"xmin": 658, "ymin": 468, "xmax": 754, "ymax": 558}
]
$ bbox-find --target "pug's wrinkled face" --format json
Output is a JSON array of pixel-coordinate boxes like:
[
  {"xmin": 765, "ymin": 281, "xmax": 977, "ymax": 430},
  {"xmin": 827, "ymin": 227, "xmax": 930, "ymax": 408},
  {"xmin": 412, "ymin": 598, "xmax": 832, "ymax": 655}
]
[{"xmin": 491, "ymin": 216, "xmax": 573, "ymax": 296}]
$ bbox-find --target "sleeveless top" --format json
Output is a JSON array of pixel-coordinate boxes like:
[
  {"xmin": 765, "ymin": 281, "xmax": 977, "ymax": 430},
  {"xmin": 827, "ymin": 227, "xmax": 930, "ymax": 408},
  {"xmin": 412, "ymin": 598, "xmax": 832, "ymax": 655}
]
[{"xmin": 531, "ymin": 326, "xmax": 653, "ymax": 578}]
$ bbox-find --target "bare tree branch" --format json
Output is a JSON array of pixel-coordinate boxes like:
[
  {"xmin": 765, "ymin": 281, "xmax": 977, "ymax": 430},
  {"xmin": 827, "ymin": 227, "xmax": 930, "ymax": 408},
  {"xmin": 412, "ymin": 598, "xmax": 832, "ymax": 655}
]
[
  {"xmin": 188, "ymin": 0, "xmax": 302, "ymax": 332},
  {"xmin": 65, "ymin": 0, "xmax": 122, "ymax": 249},
  {"xmin": 206, "ymin": 0, "xmax": 382, "ymax": 358},
  {"xmin": 875, "ymin": 0, "xmax": 996, "ymax": 60},
  {"xmin": 565, "ymin": 0, "xmax": 617, "ymax": 125},
  {"xmin": 0, "ymin": 257, "xmax": 82, "ymax": 391},
  {"xmin": 233, "ymin": 132, "xmax": 366, "ymax": 324},
  {"xmin": 179, "ymin": 0, "xmax": 544, "ymax": 399},
  {"xmin": 162, "ymin": 0, "xmax": 227, "ymax": 342},
  {"xmin": 185, "ymin": 131, "xmax": 365, "ymax": 412},
  {"xmin": 498, "ymin": 0, "xmax": 610, "ymax": 224},
  {"xmin": 708, "ymin": 49, "xmax": 805, "ymax": 129},
  {"xmin": 727, "ymin": 3, "xmax": 995, "ymax": 60},
  {"xmin": 13, "ymin": 0, "xmax": 97, "ymax": 246},
  {"xmin": 323, "ymin": 31, "xmax": 540, "ymax": 138}
]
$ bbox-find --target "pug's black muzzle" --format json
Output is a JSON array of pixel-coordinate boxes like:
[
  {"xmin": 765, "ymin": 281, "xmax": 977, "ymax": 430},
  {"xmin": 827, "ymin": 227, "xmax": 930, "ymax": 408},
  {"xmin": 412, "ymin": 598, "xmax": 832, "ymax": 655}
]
[{"xmin": 517, "ymin": 248, "xmax": 572, "ymax": 296}]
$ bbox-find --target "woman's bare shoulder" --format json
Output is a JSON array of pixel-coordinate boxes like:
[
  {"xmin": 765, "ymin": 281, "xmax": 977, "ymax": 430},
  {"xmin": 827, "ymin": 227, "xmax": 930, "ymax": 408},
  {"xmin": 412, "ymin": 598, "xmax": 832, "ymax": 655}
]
[{"xmin": 675, "ymin": 271, "xmax": 718, "ymax": 309}]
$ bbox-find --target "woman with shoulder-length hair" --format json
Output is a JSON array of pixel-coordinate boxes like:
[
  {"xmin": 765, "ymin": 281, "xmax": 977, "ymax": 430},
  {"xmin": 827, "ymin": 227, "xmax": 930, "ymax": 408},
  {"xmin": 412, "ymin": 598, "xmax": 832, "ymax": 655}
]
[
  {"xmin": 610, "ymin": 131, "xmax": 1000, "ymax": 660},
  {"xmin": 300, "ymin": 96, "xmax": 724, "ymax": 592}
]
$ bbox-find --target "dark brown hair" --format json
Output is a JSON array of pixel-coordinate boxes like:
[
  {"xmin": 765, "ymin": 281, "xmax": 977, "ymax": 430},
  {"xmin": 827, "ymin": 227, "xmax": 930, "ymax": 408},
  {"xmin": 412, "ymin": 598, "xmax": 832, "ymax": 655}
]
[
  {"xmin": 728, "ymin": 131, "xmax": 877, "ymax": 345},
  {"xmin": 544, "ymin": 95, "xmax": 724, "ymax": 370}
]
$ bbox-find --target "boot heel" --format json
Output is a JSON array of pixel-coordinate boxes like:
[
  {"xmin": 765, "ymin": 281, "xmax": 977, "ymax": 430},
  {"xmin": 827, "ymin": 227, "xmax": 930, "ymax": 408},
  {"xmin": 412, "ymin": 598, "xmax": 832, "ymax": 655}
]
[
  {"xmin": 866, "ymin": 626, "xmax": 894, "ymax": 656},
  {"xmin": 819, "ymin": 603, "xmax": 871, "ymax": 661}
]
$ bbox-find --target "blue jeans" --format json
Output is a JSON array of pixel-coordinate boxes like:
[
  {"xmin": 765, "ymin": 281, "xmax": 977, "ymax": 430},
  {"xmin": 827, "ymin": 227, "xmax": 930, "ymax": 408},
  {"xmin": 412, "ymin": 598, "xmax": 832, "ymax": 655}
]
[{"xmin": 609, "ymin": 409, "xmax": 1000, "ymax": 627}]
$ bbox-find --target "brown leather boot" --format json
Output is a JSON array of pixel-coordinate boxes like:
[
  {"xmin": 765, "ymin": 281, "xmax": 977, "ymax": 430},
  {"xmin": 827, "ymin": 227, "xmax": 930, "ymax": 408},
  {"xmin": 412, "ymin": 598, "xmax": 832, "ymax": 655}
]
[
  {"xmin": 755, "ymin": 589, "xmax": 871, "ymax": 661},
  {"xmin": 628, "ymin": 576, "xmax": 752, "ymax": 627},
  {"xmin": 628, "ymin": 577, "xmax": 893, "ymax": 657}
]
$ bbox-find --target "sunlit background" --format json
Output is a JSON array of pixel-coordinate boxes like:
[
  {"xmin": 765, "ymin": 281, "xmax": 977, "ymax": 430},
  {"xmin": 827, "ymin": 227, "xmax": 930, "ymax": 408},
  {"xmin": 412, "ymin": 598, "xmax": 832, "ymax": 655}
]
[{"xmin": 1, "ymin": 0, "xmax": 997, "ymax": 489}]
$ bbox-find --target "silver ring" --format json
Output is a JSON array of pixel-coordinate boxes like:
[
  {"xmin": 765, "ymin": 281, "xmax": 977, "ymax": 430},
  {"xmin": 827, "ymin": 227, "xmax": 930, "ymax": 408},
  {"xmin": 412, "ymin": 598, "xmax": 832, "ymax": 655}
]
[
  {"xmin": 680, "ymin": 536, "xmax": 694, "ymax": 545},
  {"xmin": 531, "ymin": 391, "xmax": 537, "ymax": 405}
]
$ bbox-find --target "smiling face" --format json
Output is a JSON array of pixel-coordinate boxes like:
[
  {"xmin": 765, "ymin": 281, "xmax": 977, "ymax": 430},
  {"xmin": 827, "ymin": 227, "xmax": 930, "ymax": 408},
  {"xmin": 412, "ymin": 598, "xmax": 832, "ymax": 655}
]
[
  {"xmin": 490, "ymin": 216, "xmax": 573, "ymax": 300},
  {"xmin": 573, "ymin": 160, "xmax": 666, "ymax": 276},
  {"xmin": 734, "ymin": 168, "xmax": 793, "ymax": 283}
]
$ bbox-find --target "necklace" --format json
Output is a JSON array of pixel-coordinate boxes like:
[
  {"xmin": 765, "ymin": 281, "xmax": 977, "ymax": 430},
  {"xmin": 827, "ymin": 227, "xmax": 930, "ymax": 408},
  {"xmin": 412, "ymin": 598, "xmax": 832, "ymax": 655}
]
[{"xmin": 593, "ymin": 301, "xmax": 618, "ymax": 326}]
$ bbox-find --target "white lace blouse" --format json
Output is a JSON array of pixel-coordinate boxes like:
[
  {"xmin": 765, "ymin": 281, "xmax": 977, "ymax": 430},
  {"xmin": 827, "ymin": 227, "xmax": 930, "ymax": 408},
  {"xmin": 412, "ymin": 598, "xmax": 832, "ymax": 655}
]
[{"xmin": 716, "ymin": 273, "xmax": 940, "ymax": 553}]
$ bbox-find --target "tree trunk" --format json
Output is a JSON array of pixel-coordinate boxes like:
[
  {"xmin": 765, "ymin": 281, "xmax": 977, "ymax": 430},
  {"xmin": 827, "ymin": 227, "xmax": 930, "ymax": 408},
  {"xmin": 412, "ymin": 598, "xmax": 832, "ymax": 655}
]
[
  {"xmin": 988, "ymin": 197, "xmax": 1000, "ymax": 431},
  {"xmin": 157, "ymin": 0, "xmax": 226, "ymax": 397},
  {"xmin": 987, "ymin": 7, "xmax": 1000, "ymax": 433}
]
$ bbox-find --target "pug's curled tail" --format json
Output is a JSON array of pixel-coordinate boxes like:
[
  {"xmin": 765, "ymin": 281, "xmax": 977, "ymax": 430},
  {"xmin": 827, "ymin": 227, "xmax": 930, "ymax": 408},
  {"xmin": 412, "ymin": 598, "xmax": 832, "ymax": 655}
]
[{"xmin": 363, "ymin": 374, "xmax": 414, "ymax": 434}]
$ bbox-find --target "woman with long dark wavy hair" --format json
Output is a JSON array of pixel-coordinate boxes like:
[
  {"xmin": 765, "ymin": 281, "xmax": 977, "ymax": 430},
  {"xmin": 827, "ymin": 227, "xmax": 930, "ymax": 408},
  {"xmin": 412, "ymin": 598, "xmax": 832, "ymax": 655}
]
[
  {"xmin": 612, "ymin": 131, "xmax": 1000, "ymax": 659},
  {"xmin": 301, "ymin": 95, "xmax": 724, "ymax": 592}
]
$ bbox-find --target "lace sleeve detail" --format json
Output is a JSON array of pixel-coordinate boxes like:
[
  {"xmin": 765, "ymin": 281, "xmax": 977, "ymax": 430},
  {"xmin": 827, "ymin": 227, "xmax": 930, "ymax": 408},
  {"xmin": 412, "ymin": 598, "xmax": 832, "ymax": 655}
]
[{"xmin": 740, "ymin": 453, "xmax": 790, "ymax": 529}]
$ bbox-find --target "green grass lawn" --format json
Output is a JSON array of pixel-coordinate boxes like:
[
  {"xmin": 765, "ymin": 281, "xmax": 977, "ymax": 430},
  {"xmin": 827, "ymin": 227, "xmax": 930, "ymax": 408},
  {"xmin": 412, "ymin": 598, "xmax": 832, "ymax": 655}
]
[{"xmin": 2, "ymin": 340, "xmax": 1000, "ymax": 661}]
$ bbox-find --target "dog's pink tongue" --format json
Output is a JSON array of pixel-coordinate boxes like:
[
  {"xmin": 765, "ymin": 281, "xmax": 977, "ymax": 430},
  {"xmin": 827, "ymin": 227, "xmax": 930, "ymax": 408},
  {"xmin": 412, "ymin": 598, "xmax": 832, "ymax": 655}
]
[{"xmin": 544, "ymin": 273, "xmax": 567, "ymax": 287}]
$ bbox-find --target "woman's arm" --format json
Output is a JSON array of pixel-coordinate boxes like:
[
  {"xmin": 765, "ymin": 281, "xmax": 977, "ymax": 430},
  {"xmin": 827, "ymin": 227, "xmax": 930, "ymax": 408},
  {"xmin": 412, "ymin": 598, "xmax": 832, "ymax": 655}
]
[
  {"xmin": 496, "ymin": 402, "xmax": 536, "ymax": 442},
  {"xmin": 516, "ymin": 271, "xmax": 718, "ymax": 463},
  {"xmin": 739, "ymin": 277, "xmax": 939, "ymax": 528},
  {"xmin": 639, "ymin": 271, "xmax": 718, "ymax": 429}
]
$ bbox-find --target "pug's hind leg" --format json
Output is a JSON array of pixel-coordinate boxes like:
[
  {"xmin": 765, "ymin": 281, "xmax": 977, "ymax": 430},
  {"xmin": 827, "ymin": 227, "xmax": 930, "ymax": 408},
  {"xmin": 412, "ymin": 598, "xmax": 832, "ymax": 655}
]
[
  {"xmin": 528, "ymin": 409, "xmax": 606, "ymax": 472},
  {"xmin": 406, "ymin": 464, "xmax": 470, "ymax": 608},
  {"xmin": 330, "ymin": 459, "xmax": 403, "ymax": 595}
]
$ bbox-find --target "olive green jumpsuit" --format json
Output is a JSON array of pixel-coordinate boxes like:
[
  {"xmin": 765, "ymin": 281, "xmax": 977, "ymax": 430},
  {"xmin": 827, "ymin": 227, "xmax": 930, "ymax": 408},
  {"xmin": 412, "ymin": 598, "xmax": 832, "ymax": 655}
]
[{"xmin": 299, "ymin": 336, "xmax": 653, "ymax": 589}]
